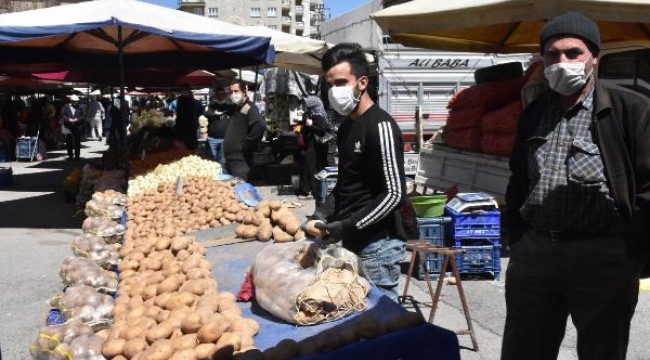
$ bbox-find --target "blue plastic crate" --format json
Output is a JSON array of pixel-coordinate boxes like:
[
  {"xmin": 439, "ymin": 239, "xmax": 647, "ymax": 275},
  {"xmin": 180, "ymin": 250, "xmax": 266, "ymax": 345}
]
[
  {"xmin": 455, "ymin": 244, "xmax": 501, "ymax": 281},
  {"xmin": 16, "ymin": 137, "xmax": 38, "ymax": 161},
  {"xmin": 316, "ymin": 177, "xmax": 337, "ymax": 203},
  {"xmin": 414, "ymin": 217, "xmax": 451, "ymax": 279},
  {"xmin": 445, "ymin": 208, "xmax": 500, "ymax": 239}
]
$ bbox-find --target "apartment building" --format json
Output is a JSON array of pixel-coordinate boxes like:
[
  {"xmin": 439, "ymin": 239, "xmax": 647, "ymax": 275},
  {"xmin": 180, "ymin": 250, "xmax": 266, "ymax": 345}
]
[{"xmin": 179, "ymin": 0, "xmax": 325, "ymax": 39}]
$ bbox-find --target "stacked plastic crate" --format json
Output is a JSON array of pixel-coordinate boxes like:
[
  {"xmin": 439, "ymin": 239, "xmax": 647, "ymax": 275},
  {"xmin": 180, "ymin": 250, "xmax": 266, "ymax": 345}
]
[
  {"xmin": 444, "ymin": 193, "xmax": 501, "ymax": 280},
  {"xmin": 414, "ymin": 216, "xmax": 452, "ymax": 279}
]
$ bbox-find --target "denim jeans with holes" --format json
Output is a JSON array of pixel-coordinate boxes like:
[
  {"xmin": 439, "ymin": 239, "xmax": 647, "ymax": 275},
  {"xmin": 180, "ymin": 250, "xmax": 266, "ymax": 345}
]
[{"xmin": 358, "ymin": 235, "xmax": 405, "ymax": 303}]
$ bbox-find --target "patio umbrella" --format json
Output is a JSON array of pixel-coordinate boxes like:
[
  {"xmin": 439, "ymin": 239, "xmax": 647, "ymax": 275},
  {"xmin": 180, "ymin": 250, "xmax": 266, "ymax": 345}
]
[
  {"xmin": 32, "ymin": 69, "xmax": 220, "ymax": 87},
  {"xmin": 246, "ymin": 26, "xmax": 330, "ymax": 74},
  {"xmin": 0, "ymin": 0, "xmax": 274, "ymax": 73},
  {"xmin": 371, "ymin": 0, "xmax": 650, "ymax": 53}
]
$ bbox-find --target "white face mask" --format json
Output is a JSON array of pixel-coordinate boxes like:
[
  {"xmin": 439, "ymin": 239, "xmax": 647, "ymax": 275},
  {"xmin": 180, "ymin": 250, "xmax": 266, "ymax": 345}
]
[
  {"xmin": 230, "ymin": 93, "xmax": 244, "ymax": 105},
  {"xmin": 328, "ymin": 79, "xmax": 362, "ymax": 116},
  {"xmin": 544, "ymin": 55, "xmax": 593, "ymax": 95}
]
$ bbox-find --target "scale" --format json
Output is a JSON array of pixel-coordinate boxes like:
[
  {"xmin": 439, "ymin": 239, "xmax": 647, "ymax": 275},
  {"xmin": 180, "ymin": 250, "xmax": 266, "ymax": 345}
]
[{"xmin": 445, "ymin": 193, "xmax": 498, "ymax": 214}]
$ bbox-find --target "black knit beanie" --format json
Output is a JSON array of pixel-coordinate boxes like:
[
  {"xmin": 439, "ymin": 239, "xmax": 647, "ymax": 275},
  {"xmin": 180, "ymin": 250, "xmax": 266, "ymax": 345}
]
[{"xmin": 540, "ymin": 12, "xmax": 601, "ymax": 55}]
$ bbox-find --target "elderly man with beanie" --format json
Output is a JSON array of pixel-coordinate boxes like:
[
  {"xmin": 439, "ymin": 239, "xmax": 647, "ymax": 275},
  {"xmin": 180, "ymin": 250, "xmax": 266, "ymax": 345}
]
[{"xmin": 502, "ymin": 12, "xmax": 650, "ymax": 360}]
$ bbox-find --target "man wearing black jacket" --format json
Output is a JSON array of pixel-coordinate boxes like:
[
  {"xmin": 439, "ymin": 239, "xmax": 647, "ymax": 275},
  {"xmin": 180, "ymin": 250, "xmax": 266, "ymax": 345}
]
[
  {"xmin": 308, "ymin": 43, "xmax": 407, "ymax": 302},
  {"xmin": 223, "ymin": 80, "xmax": 266, "ymax": 181},
  {"xmin": 502, "ymin": 12, "xmax": 650, "ymax": 360},
  {"xmin": 204, "ymin": 87, "xmax": 232, "ymax": 166}
]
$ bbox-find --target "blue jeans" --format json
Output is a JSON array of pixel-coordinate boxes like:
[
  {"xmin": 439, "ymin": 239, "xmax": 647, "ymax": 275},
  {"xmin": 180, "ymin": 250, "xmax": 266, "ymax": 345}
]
[
  {"xmin": 358, "ymin": 236, "xmax": 406, "ymax": 303},
  {"xmin": 207, "ymin": 137, "xmax": 225, "ymax": 166}
]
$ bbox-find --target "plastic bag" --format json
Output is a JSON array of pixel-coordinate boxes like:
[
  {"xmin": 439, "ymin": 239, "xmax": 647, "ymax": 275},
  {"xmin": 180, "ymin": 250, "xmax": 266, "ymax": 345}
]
[
  {"xmin": 82, "ymin": 217, "xmax": 126, "ymax": 244},
  {"xmin": 71, "ymin": 235, "xmax": 119, "ymax": 269},
  {"xmin": 29, "ymin": 321, "xmax": 104, "ymax": 360},
  {"xmin": 84, "ymin": 199, "xmax": 125, "ymax": 219},
  {"xmin": 60, "ymin": 257, "xmax": 118, "ymax": 293},
  {"xmin": 92, "ymin": 190, "xmax": 127, "ymax": 206},
  {"xmin": 49, "ymin": 285, "xmax": 114, "ymax": 330},
  {"xmin": 252, "ymin": 239, "xmax": 370, "ymax": 325}
]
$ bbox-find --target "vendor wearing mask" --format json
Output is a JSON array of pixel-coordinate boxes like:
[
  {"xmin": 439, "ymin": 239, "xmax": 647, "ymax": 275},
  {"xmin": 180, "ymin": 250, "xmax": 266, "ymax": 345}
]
[
  {"xmin": 204, "ymin": 87, "xmax": 232, "ymax": 166},
  {"xmin": 222, "ymin": 79, "xmax": 266, "ymax": 181},
  {"xmin": 306, "ymin": 43, "xmax": 407, "ymax": 302}
]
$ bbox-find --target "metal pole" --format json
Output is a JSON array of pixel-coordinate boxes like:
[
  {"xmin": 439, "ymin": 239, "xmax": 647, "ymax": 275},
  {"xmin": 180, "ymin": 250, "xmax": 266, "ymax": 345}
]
[{"xmin": 117, "ymin": 25, "xmax": 129, "ymax": 181}]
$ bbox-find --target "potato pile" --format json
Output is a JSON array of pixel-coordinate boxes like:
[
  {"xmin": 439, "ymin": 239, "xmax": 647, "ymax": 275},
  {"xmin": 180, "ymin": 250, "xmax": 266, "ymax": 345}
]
[
  {"xmin": 235, "ymin": 200, "xmax": 305, "ymax": 243},
  {"xmin": 103, "ymin": 233, "xmax": 260, "ymax": 359},
  {"xmin": 127, "ymin": 176, "xmax": 246, "ymax": 236},
  {"xmin": 30, "ymin": 321, "xmax": 105, "ymax": 360},
  {"xmin": 128, "ymin": 155, "xmax": 222, "ymax": 197}
]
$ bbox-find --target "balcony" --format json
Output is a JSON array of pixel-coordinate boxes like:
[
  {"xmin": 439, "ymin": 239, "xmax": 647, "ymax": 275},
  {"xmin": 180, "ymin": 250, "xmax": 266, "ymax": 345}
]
[
  {"xmin": 281, "ymin": 0, "xmax": 291, "ymax": 10},
  {"xmin": 295, "ymin": 21, "xmax": 304, "ymax": 30},
  {"xmin": 282, "ymin": 16, "xmax": 291, "ymax": 24},
  {"xmin": 294, "ymin": 5, "xmax": 303, "ymax": 15}
]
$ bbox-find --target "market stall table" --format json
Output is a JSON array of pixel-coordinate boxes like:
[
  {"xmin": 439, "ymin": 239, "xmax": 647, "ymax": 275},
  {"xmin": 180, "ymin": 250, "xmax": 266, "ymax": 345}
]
[{"xmin": 205, "ymin": 239, "xmax": 461, "ymax": 359}]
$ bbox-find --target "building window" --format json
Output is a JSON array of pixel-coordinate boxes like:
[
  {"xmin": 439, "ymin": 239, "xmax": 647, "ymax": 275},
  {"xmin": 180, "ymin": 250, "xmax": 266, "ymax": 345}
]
[
  {"xmin": 268, "ymin": 25, "xmax": 277, "ymax": 30},
  {"xmin": 250, "ymin": 7, "xmax": 261, "ymax": 17},
  {"xmin": 208, "ymin": 7, "xmax": 218, "ymax": 16},
  {"xmin": 267, "ymin": 7, "xmax": 277, "ymax": 17},
  {"xmin": 192, "ymin": 7, "xmax": 204, "ymax": 15}
]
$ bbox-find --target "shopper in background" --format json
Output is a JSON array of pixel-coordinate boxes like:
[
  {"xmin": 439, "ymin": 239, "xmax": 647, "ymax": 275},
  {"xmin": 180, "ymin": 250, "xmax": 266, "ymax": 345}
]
[
  {"xmin": 222, "ymin": 79, "xmax": 266, "ymax": 180},
  {"xmin": 204, "ymin": 87, "xmax": 232, "ymax": 166},
  {"xmin": 297, "ymin": 95, "xmax": 331, "ymax": 201},
  {"xmin": 305, "ymin": 43, "xmax": 407, "ymax": 302},
  {"xmin": 60, "ymin": 94, "xmax": 86, "ymax": 160},
  {"xmin": 87, "ymin": 96, "xmax": 105, "ymax": 141},
  {"xmin": 502, "ymin": 12, "xmax": 650, "ymax": 360},
  {"xmin": 173, "ymin": 89, "xmax": 200, "ymax": 150}
]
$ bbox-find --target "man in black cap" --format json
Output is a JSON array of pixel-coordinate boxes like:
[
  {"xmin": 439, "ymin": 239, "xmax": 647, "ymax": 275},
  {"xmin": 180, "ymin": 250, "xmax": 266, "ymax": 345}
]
[{"xmin": 502, "ymin": 12, "xmax": 650, "ymax": 360}]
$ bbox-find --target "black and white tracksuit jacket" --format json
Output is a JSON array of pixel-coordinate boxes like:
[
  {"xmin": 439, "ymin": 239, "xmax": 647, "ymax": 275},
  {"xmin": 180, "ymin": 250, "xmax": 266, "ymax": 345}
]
[{"xmin": 315, "ymin": 104, "xmax": 407, "ymax": 253}]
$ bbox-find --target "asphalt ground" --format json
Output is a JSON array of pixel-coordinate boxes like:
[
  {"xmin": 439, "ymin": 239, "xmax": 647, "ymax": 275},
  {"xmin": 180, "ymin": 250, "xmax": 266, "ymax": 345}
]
[{"xmin": 1, "ymin": 140, "xmax": 649, "ymax": 359}]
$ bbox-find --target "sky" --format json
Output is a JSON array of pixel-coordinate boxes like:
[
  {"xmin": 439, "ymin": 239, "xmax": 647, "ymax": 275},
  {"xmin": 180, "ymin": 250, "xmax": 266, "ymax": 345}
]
[{"xmin": 142, "ymin": 0, "xmax": 372, "ymax": 19}]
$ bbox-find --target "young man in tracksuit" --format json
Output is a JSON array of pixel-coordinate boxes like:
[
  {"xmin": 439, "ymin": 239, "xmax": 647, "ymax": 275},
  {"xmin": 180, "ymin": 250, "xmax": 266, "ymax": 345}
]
[{"xmin": 308, "ymin": 43, "xmax": 407, "ymax": 302}]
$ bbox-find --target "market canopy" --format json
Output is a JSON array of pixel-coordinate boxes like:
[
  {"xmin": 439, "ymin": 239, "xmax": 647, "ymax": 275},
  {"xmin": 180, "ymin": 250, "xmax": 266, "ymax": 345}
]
[
  {"xmin": 246, "ymin": 26, "xmax": 330, "ymax": 74},
  {"xmin": 371, "ymin": 0, "xmax": 650, "ymax": 53},
  {"xmin": 33, "ymin": 69, "xmax": 224, "ymax": 87},
  {"xmin": 0, "ymin": 0, "xmax": 275, "ymax": 75}
]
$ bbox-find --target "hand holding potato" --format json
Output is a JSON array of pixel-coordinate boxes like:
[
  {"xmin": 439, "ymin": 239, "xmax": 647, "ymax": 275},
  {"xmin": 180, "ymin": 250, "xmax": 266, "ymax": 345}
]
[{"xmin": 303, "ymin": 220, "xmax": 327, "ymax": 238}]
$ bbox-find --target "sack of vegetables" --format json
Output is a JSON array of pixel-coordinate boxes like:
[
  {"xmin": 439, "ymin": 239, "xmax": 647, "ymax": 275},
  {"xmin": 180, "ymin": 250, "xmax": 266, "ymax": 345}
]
[{"xmin": 252, "ymin": 239, "xmax": 370, "ymax": 325}]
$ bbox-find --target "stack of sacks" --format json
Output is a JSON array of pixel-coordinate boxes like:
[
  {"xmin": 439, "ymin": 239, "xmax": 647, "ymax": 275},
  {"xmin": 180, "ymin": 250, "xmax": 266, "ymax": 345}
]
[
  {"xmin": 445, "ymin": 76, "xmax": 525, "ymax": 152},
  {"xmin": 479, "ymin": 101, "xmax": 522, "ymax": 157}
]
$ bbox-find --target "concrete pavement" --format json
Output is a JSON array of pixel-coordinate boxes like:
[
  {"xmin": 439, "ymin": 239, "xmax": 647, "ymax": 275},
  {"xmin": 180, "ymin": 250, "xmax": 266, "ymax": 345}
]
[{"xmin": 1, "ymin": 140, "xmax": 649, "ymax": 359}]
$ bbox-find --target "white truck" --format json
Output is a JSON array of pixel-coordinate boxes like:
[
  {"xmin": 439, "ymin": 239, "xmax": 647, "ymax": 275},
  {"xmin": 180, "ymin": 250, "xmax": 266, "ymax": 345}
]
[{"xmin": 413, "ymin": 46, "xmax": 650, "ymax": 201}]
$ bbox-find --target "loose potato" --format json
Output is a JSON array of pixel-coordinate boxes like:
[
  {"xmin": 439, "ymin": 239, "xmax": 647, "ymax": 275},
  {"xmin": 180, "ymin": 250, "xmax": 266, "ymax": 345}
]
[
  {"xmin": 211, "ymin": 332, "xmax": 241, "ymax": 359},
  {"xmin": 272, "ymin": 226, "xmax": 294, "ymax": 243},
  {"xmin": 156, "ymin": 276, "xmax": 181, "ymax": 295},
  {"xmin": 169, "ymin": 348, "xmax": 195, "ymax": 360},
  {"xmin": 304, "ymin": 220, "xmax": 326, "ymax": 238},
  {"xmin": 145, "ymin": 321, "xmax": 175, "ymax": 344},
  {"xmin": 180, "ymin": 312, "xmax": 202, "ymax": 334},
  {"xmin": 146, "ymin": 339, "xmax": 173, "ymax": 360},
  {"xmin": 197, "ymin": 318, "xmax": 225, "ymax": 343},
  {"xmin": 172, "ymin": 333, "xmax": 198, "ymax": 351},
  {"xmin": 102, "ymin": 338, "xmax": 126, "ymax": 358},
  {"xmin": 194, "ymin": 343, "xmax": 215, "ymax": 360},
  {"xmin": 256, "ymin": 224, "xmax": 273, "ymax": 242},
  {"xmin": 123, "ymin": 338, "xmax": 148, "ymax": 359}
]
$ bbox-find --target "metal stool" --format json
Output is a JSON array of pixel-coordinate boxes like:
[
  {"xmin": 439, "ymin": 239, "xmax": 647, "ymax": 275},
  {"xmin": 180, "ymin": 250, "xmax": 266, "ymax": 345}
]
[{"xmin": 401, "ymin": 240, "xmax": 480, "ymax": 351}]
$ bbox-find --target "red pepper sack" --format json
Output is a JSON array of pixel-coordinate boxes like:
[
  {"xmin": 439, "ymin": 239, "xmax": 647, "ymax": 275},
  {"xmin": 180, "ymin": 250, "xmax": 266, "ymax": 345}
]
[
  {"xmin": 480, "ymin": 101, "xmax": 522, "ymax": 133},
  {"xmin": 481, "ymin": 132, "xmax": 516, "ymax": 157},
  {"xmin": 443, "ymin": 128, "xmax": 482, "ymax": 152},
  {"xmin": 447, "ymin": 77, "xmax": 525, "ymax": 111},
  {"xmin": 446, "ymin": 107, "xmax": 488, "ymax": 131}
]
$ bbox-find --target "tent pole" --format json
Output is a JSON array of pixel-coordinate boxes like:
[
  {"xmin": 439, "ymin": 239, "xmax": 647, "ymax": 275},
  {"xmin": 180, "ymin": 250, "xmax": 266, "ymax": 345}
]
[
  {"xmin": 254, "ymin": 66, "xmax": 259, "ymax": 99},
  {"xmin": 118, "ymin": 24, "xmax": 129, "ymax": 182}
]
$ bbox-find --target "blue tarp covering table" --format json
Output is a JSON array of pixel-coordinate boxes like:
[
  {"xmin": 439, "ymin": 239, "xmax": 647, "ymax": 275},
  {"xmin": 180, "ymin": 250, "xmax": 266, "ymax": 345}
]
[{"xmin": 207, "ymin": 240, "xmax": 460, "ymax": 360}]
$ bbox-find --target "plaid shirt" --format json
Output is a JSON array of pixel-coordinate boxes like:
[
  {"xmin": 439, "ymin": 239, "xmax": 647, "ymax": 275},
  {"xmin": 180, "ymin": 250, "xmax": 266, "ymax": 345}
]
[{"xmin": 520, "ymin": 86, "xmax": 625, "ymax": 233}]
